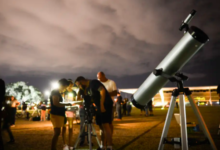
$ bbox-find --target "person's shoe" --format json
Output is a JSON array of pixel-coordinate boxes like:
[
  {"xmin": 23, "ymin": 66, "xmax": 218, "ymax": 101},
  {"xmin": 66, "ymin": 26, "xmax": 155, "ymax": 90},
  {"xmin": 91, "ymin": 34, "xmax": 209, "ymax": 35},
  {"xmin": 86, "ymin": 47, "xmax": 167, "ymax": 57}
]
[
  {"xmin": 11, "ymin": 125, "xmax": 15, "ymax": 127},
  {"xmin": 7, "ymin": 140, "xmax": 15, "ymax": 144},
  {"xmin": 63, "ymin": 145, "xmax": 69, "ymax": 150}
]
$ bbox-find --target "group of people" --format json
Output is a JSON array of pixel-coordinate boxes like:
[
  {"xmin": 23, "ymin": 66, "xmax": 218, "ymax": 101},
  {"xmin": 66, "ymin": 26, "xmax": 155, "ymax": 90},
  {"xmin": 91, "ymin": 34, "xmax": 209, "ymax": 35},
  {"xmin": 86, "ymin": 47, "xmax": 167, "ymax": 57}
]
[
  {"xmin": 114, "ymin": 93, "xmax": 132, "ymax": 120},
  {"xmin": 49, "ymin": 72, "xmax": 118, "ymax": 150},
  {"xmin": 0, "ymin": 71, "xmax": 154, "ymax": 150},
  {"xmin": 140, "ymin": 100, "xmax": 153, "ymax": 116}
]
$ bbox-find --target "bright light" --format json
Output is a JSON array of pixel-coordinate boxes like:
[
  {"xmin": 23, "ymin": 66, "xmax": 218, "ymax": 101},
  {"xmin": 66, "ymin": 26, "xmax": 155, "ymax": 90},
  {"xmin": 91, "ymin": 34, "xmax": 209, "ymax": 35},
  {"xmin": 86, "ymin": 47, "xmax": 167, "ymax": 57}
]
[
  {"xmin": 68, "ymin": 93, "xmax": 73, "ymax": 97},
  {"xmin": 159, "ymin": 89, "xmax": 165, "ymax": 109},
  {"xmin": 51, "ymin": 82, "xmax": 59, "ymax": 89},
  {"xmin": 44, "ymin": 90, "xmax": 50, "ymax": 96}
]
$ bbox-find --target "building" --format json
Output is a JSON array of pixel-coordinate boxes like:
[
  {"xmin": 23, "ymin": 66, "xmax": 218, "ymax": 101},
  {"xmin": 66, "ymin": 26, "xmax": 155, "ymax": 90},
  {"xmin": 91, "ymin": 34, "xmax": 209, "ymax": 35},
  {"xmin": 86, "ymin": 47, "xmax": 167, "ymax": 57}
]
[{"xmin": 119, "ymin": 86, "xmax": 219, "ymax": 107}]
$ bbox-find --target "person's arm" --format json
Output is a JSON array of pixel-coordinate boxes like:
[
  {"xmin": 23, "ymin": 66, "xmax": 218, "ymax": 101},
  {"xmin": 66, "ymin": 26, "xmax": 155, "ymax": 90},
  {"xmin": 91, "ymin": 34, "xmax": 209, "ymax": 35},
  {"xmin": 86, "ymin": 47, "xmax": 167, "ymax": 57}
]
[
  {"xmin": 108, "ymin": 81, "xmax": 117, "ymax": 97},
  {"xmin": 52, "ymin": 95, "xmax": 71, "ymax": 107},
  {"xmin": 16, "ymin": 100, "xmax": 21, "ymax": 107},
  {"xmin": 76, "ymin": 90, "xmax": 83, "ymax": 100},
  {"xmin": 99, "ymin": 86, "xmax": 106, "ymax": 112}
]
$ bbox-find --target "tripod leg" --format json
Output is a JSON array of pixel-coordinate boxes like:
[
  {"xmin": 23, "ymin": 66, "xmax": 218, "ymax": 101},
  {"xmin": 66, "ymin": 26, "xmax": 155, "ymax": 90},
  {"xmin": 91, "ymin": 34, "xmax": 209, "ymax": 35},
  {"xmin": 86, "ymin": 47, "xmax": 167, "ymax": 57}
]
[
  {"xmin": 187, "ymin": 95, "xmax": 217, "ymax": 150},
  {"xmin": 158, "ymin": 96, "xmax": 177, "ymax": 150},
  {"xmin": 91, "ymin": 124, "xmax": 101, "ymax": 148},
  {"xmin": 88, "ymin": 124, "xmax": 92, "ymax": 150},
  {"xmin": 74, "ymin": 122, "xmax": 86, "ymax": 149},
  {"xmin": 179, "ymin": 94, "xmax": 188, "ymax": 150}
]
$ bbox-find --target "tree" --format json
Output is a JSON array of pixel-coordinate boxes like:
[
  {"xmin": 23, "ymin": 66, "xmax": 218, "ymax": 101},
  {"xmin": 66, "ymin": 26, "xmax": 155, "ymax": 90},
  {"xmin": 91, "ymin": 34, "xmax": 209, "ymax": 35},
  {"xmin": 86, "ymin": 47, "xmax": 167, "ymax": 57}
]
[{"xmin": 6, "ymin": 81, "xmax": 43, "ymax": 104}]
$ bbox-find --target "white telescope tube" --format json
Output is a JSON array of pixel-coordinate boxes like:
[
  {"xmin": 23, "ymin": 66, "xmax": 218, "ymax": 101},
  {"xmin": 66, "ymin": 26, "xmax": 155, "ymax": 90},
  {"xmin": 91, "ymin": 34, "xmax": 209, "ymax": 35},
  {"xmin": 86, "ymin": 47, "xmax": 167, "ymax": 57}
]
[{"xmin": 132, "ymin": 26, "xmax": 209, "ymax": 108}]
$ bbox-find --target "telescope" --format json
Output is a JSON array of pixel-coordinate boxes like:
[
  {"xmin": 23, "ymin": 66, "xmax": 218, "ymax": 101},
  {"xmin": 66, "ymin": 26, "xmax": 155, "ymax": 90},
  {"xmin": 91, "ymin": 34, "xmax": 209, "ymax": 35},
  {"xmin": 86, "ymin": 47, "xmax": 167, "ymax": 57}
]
[
  {"xmin": 131, "ymin": 10, "xmax": 217, "ymax": 150},
  {"xmin": 131, "ymin": 10, "xmax": 209, "ymax": 108}
]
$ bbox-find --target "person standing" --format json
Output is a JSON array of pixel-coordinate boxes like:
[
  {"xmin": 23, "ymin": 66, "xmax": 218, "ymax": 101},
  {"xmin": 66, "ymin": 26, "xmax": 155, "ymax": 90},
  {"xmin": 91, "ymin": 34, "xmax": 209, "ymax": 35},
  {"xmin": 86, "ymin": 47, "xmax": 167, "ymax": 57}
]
[
  {"xmin": 97, "ymin": 72, "xmax": 117, "ymax": 135},
  {"xmin": 10, "ymin": 96, "xmax": 20, "ymax": 127},
  {"xmin": 47, "ymin": 104, "xmax": 51, "ymax": 120},
  {"xmin": 50, "ymin": 79, "xmax": 72, "ymax": 150},
  {"xmin": 144, "ymin": 105, "xmax": 149, "ymax": 117},
  {"xmin": 41, "ymin": 102, "xmax": 46, "ymax": 121},
  {"xmin": 75, "ymin": 76, "xmax": 113, "ymax": 150},
  {"xmin": 115, "ymin": 92, "xmax": 122, "ymax": 121},
  {"xmin": 122, "ymin": 98, "xmax": 127, "ymax": 116},
  {"xmin": 126, "ymin": 101, "xmax": 132, "ymax": 116},
  {"xmin": 2, "ymin": 96, "xmax": 15, "ymax": 144},
  {"xmin": 0, "ymin": 79, "xmax": 6, "ymax": 150},
  {"xmin": 148, "ymin": 99, "xmax": 153, "ymax": 116},
  {"xmin": 63, "ymin": 80, "xmax": 76, "ymax": 150},
  {"xmin": 140, "ymin": 107, "xmax": 145, "ymax": 116},
  {"xmin": 22, "ymin": 102, "xmax": 27, "ymax": 118}
]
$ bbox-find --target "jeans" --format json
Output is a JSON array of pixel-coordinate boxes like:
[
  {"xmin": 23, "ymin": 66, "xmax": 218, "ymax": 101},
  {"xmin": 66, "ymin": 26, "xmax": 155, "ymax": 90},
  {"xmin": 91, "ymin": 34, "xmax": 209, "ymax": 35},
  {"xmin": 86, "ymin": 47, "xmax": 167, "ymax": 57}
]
[{"xmin": 116, "ymin": 104, "xmax": 122, "ymax": 119}]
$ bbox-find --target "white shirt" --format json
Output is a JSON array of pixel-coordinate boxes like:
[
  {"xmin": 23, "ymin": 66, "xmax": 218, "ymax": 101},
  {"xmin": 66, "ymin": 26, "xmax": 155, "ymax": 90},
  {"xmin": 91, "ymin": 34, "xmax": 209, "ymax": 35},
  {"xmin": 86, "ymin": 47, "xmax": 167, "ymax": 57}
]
[{"xmin": 100, "ymin": 79, "xmax": 117, "ymax": 101}]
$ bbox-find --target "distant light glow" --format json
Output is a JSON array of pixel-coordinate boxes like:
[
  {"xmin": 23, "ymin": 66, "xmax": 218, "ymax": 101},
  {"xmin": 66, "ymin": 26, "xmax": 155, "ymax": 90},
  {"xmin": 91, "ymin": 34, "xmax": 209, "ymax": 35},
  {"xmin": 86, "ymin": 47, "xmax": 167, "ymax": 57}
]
[
  {"xmin": 159, "ymin": 89, "xmax": 165, "ymax": 109},
  {"xmin": 68, "ymin": 93, "xmax": 73, "ymax": 97},
  {"xmin": 44, "ymin": 90, "xmax": 50, "ymax": 96},
  {"xmin": 51, "ymin": 82, "xmax": 59, "ymax": 89}
]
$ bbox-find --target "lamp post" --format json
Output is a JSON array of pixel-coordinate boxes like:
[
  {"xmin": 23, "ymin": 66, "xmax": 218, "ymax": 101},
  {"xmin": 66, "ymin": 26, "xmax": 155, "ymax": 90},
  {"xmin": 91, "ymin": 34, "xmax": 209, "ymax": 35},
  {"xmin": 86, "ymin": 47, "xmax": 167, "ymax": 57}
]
[
  {"xmin": 44, "ymin": 90, "xmax": 50, "ymax": 100},
  {"xmin": 51, "ymin": 82, "xmax": 59, "ymax": 90}
]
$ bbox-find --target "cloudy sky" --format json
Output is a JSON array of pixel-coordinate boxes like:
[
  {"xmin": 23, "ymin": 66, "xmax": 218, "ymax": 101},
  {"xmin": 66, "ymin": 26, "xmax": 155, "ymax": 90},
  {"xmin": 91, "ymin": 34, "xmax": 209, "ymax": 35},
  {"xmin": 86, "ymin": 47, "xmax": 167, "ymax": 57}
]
[{"xmin": 0, "ymin": 0, "xmax": 220, "ymax": 92}]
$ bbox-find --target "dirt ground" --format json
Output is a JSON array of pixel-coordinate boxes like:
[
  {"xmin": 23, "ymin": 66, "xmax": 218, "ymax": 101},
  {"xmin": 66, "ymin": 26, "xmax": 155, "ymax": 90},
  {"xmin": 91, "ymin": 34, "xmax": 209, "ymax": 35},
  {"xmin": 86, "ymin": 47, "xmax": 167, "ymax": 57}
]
[{"xmin": 2, "ymin": 106, "xmax": 220, "ymax": 150}]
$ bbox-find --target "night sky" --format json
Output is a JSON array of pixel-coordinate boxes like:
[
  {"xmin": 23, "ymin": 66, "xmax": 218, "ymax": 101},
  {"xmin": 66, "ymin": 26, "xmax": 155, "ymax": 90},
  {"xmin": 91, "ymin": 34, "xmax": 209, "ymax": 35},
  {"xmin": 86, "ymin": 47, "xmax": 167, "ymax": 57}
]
[{"xmin": 0, "ymin": 0, "xmax": 220, "ymax": 92}]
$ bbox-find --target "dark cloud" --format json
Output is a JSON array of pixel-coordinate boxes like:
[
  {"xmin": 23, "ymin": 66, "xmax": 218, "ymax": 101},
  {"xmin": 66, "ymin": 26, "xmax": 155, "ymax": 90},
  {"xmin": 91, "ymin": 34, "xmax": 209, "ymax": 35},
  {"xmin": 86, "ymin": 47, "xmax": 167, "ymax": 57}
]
[{"xmin": 0, "ymin": 0, "xmax": 220, "ymax": 91}]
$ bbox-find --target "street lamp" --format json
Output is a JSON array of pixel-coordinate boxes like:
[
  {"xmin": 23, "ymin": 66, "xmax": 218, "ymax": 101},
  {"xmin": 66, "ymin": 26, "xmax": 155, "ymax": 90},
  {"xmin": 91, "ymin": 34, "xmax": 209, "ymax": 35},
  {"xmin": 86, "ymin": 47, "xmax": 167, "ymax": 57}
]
[
  {"xmin": 45, "ymin": 90, "xmax": 50, "ymax": 96},
  {"xmin": 51, "ymin": 82, "xmax": 59, "ymax": 90}
]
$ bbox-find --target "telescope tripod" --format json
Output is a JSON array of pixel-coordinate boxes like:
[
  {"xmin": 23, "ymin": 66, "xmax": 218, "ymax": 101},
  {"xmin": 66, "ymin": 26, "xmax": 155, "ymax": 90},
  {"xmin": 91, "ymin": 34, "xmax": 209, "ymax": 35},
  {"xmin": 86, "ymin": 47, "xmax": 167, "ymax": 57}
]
[
  {"xmin": 73, "ymin": 119, "xmax": 101, "ymax": 150},
  {"xmin": 158, "ymin": 87, "xmax": 217, "ymax": 150}
]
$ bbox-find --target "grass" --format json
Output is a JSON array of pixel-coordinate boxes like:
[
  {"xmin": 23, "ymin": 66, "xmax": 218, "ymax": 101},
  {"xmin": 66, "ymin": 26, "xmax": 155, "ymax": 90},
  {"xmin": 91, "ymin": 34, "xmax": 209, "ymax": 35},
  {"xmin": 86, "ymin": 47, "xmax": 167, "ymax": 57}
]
[{"xmin": 3, "ymin": 106, "xmax": 220, "ymax": 150}]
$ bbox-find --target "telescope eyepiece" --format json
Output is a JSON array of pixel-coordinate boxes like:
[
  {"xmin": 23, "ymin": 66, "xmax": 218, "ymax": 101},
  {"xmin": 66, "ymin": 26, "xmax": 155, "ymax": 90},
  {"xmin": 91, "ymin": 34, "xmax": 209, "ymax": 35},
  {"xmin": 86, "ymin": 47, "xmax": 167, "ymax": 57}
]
[
  {"xmin": 190, "ymin": 9, "xmax": 196, "ymax": 16},
  {"xmin": 179, "ymin": 9, "xmax": 197, "ymax": 32}
]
